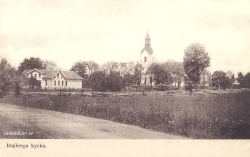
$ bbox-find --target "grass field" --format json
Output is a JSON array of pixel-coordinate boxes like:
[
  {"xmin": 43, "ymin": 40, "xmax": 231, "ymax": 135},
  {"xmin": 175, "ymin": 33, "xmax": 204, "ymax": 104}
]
[{"xmin": 1, "ymin": 90, "xmax": 250, "ymax": 139}]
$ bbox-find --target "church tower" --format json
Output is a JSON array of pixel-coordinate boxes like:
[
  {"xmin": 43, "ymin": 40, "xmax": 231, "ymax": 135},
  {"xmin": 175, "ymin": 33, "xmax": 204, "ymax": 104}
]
[{"xmin": 140, "ymin": 31, "xmax": 153, "ymax": 85}]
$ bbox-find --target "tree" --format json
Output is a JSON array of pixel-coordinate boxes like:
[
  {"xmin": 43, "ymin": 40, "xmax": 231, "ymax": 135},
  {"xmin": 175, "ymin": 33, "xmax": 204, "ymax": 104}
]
[
  {"xmin": 70, "ymin": 61, "xmax": 88, "ymax": 78},
  {"xmin": 155, "ymin": 61, "xmax": 185, "ymax": 90},
  {"xmin": 82, "ymin": 76, "xmax": 91, "ymax": 89},
  {"xmin": 230, "ymin": 74, "xmax": 235, "ymax": 91},
  {"xmin": 18, "ymin": 57, "xmax": 44, "ymax": 73},
  {"xmin": 226, "ymin": 71, "xmax": 235, "ymax": 92},
  {"xmin": 87, "ymin": 61, "xmax": 100, "ymax": 74},
  {"xmin": 212, "ymin": 71, "xmax": 230, "ymax": 90},
  {"xmin": 0, "ymin": 58, "xmax": 16, "ymax": 77},
  {"xmin": 243, "ymin": 72, "xmax": 250, "ymax": 88},
  {"xmin": 200, "ymin": 69, "xmax": 211, "ymax": 89},
  {"xmin": 134, "ymin": 63, "xmax": 142, "ymax": 87},
  {"xmin": 0, "ymin": 58, "xmax": 12, "ymax": 71},
  {"xmin": 127, "ymin": 61, "xmax": 135, "ymax": 75},
  {"xmin": 71, "ymin": 61, "xmax": 89, "ymax": 89},
  {"xmin": 183, "ymin": 42, "xmax": 210, "ymax": 93},
  {"xmin": 106, "ymin": 71, "xmax": 123, "ymax": 91},
  {"xmin": 148, "ymin": 64, "xmax": 172, "ymax": 90},
  {"xmin": 28, "ymin": 77, "xmax": 41, "ymax": 89},
  {"xmin": 101, "ymin": 61, "xmax": 119, "ymax": 74},
  {"xmin": 118, "ymin": 62, "xmax": 128, "ymax": 77},
  {"xmin": 174, "ymin": 70, "xmax": 185, "ymax": 90},
  {"xmin": 0, "ymin": 58, "xmax": 17, "ymax": 96},
  {"xmin": 0, "ymin": 71, "xmax": 12, "ymax": 96},
  {"xmin": 12, "ymin": 74, "xmax": 28, "ymax": 96},
  {"xmin": 123, "ymin": 73, "xmax": 135, "ymax": 86},
  {"xmin": 43, "ymin": 60, "xmax": 58, "ymax": 70},
  {"xmin": 89, "ymin": 71, "xmax": 107, "ymax": 92},
  {"xmin": 237, "ymin": 72, "xmax": 244, "ymax": 88}
]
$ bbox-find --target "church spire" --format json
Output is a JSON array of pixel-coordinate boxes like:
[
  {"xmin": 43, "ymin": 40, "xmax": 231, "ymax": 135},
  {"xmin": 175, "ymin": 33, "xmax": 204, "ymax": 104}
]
[
  {"xmin": 145, "ymin": 30, "xmax": 150, "ymax": 40},
  {"xmin": 145, "ymin": 31, "xmax": 151, "ymax": 46}
]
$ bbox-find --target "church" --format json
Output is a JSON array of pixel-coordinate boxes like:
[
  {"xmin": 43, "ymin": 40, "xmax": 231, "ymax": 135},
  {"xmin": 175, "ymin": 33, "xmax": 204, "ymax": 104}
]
[
  {"xmin": 139, "ymin": 31, "xmax": 185, "ymax": 87},
  {"xmin": 140, "ymin": 31, "xmax": 154, "ymax": 85}
]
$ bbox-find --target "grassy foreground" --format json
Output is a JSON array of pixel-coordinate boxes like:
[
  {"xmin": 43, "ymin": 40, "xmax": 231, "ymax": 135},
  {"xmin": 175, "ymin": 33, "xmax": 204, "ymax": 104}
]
[{"xmin": 1, "ymin": 91, "xmax": 250, "ymax": 139}]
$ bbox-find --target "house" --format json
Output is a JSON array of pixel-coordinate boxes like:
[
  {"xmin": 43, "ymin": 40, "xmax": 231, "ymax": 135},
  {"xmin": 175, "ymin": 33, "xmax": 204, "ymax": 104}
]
[{"xmin": 22, "ymin": 68, "xmax": 83, "ymax": 89}]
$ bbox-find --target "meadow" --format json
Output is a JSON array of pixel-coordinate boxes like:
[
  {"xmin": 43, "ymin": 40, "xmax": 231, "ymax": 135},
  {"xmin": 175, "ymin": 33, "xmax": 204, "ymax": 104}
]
[{"xmin": 1, "ymin": 90, "xmax": 250, "ymax": 139}]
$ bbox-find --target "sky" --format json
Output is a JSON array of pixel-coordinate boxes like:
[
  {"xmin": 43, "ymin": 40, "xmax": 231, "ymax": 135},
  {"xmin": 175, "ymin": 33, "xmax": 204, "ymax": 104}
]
[{"xmin": 0, "ymin": 0, "xmax": 250, "ymax": 74}]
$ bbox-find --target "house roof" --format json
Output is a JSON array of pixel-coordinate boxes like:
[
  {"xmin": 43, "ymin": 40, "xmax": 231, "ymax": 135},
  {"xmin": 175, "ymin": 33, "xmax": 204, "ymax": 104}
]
[
  {"xmin": 22, "ymin": 69, "xmax": 53, "ymax": 75},
  {"xmin": 22, "ymin": 69, "xmax": 82, "ymax": 80},
  {"xmin": 22, "ymin": 69, "xmax": 35, "ymax": 75},
  {"xmin": 60, "ymin": 71, "xmax": 83, "ymax": 80},
  {"xmin": 42, "ymin": 70, "xmax": 59, "ymax": 79},
  {"xmin": 141, "ymin": 45, "xmax": 153, "ymax": 55}
]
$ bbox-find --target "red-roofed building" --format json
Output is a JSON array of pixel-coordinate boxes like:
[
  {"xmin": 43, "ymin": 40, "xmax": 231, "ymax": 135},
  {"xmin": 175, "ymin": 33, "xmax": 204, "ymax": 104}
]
[{"xmin": 22, "ymin": 69, "xmax": 83, "ymax": 89}]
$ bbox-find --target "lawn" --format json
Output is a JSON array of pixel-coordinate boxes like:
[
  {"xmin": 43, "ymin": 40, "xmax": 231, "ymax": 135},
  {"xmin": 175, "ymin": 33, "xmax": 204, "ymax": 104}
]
[{"xmin": 1, "ymin": 90, "xmax": 250, "ymax": 139}]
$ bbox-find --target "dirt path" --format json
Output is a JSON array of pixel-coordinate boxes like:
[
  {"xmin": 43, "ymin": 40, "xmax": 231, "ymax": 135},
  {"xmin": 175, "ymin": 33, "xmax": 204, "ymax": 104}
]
[{"xmin": 0, "ymin": 103, "xmax": 186, "ymax": 139}]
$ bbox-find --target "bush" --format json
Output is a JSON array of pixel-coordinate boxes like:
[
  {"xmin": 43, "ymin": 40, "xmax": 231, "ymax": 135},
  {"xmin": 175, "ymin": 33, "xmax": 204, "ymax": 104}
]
[
  {"xmin": 28, "ymin": 77, "xmax": 41, "ymax": 89},
  {"xmin": 90, "ymin": 71, "xmax": 123, "ymax": 92}
]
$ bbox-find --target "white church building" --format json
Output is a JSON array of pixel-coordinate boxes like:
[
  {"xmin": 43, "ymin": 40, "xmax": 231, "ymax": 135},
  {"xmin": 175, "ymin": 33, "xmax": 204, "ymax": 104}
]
[{"xmin": 140, "ymin": 31, "xmax": 154, "ymax": 85}]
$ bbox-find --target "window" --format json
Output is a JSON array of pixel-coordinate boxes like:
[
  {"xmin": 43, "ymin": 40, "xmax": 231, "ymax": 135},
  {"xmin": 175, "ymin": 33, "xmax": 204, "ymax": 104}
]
[
  {"xmin": 58, "ymin": 81, "xmax": 60, "ymax": 86},
  {"xmin": 35, "ymin": 74, "xmax": 37, "ymax": 79},
  {"xmin": 45, "ymin": 80, "xmax": 47, "ymax": 85},
  {"xmin": 62, "ymin": 81, "xmax": 64, "ymax": 86},
  {"xmin": 57, "ymin": 74, "xmax": 59, "ymax": 78},
  {"xmin": 144, "ymin": 56, "xmax": 147, "ymax": 62},
  {"xmin": 66, "ymin": 81, "xmax": 67, "ymax": 86},
  {"xmin": 54, "ymin": 81, "xmax": 56, "ymax": 86},
  {"xmin": 31, "ymin": 74, "xmax": 33, "ymax": 77},
  {"xmin": 39, "ymin": 74, "xmax": 41, "ymax": 78}
]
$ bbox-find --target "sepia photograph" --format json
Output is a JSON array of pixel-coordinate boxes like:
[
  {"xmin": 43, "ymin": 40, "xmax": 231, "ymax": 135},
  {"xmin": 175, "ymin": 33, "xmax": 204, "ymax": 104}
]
[{"xmin": 0, "ymin": 0, "xmax": 250, "ymax": 156}]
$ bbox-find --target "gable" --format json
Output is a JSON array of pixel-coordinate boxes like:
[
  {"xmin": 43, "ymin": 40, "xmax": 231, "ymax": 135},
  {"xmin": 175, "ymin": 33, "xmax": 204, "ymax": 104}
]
[
  {"xmin": 50, "ymin": 71, "xmax": 67, "ymax": 80},
  {"xmin": 141, "ymin": 45, "xmax": 153, "ymax": 55}
]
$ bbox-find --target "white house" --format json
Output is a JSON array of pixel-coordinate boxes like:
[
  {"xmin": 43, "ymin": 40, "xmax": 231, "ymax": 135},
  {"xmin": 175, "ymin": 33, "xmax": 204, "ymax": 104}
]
[{"xmin": 22, "ymin": 68, "xmax": 83, "ymax": 89}]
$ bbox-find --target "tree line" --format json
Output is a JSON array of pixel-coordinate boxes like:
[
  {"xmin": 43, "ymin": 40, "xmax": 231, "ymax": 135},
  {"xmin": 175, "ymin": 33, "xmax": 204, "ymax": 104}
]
[{"xmin": 1, "ymin": 42, "xmax": 250, "ymax": 95}]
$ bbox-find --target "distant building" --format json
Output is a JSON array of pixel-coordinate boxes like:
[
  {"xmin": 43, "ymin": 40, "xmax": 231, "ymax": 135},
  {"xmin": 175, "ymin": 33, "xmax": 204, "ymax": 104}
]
[
  {"xmin": 139, "ymin": 31, "xmax": 186, "ymax": 87},
  {"xmin": 22, "ymin": 68, "xmax": 83, "ymax": 89},
  {"xmin": 140, "ymin": 31, "xmax": 154, "ymax": 85}
]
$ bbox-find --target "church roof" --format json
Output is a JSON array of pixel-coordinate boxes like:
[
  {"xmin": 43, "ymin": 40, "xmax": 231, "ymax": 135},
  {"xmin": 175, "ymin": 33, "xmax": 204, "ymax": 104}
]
[{"xmin": 141, "ymin": 45, "xmax": 153, "ymax": 55}]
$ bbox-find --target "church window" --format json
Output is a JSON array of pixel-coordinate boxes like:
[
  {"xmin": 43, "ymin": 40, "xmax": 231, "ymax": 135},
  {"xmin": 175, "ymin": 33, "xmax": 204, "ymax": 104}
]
[{"xmin": 144, "ymin": 56, "xmax": 147, "ymax": 62}]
